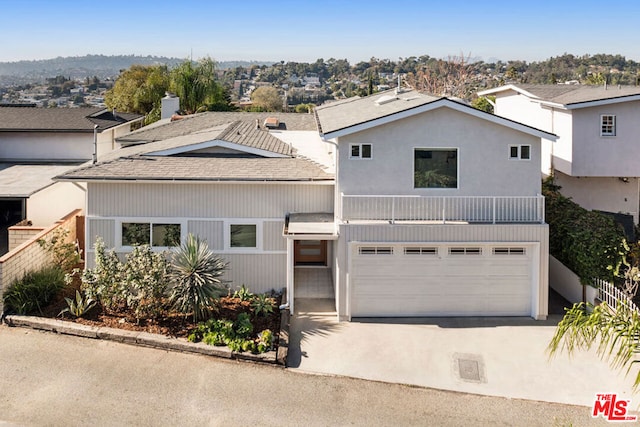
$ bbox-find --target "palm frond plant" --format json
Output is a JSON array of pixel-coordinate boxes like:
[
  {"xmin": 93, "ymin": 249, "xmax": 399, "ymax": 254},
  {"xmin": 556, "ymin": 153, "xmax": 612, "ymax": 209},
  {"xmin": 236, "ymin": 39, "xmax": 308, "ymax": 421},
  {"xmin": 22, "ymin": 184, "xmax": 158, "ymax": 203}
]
[{"xmin": 169, "ymin": 233, "xmax": 228, "ymax": 322}]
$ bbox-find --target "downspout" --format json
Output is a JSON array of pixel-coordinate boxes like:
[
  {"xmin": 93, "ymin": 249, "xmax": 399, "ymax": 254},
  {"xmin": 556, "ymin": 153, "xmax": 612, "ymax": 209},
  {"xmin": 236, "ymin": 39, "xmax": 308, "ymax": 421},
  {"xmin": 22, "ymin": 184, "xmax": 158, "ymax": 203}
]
[{"xmin": 92, "ymin": 124, "xmax": 98, "ymax": 164}]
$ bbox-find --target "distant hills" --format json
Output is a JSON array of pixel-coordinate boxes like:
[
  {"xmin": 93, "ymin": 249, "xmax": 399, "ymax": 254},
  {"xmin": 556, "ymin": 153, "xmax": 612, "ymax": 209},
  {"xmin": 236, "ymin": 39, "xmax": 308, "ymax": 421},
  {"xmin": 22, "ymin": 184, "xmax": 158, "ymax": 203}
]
[{"xmin": 0, "ymin": 55, "xmax": 273, "ymax": 85}]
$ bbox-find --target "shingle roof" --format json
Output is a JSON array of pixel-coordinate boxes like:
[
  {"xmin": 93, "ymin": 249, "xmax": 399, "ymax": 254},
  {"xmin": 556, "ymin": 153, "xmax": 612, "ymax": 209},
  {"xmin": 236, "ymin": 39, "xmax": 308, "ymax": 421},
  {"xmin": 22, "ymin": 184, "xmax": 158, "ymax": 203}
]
[
  {"xmin": 0, "ymin": 107, "xmax": 143, "ymax": 132},
  {"xmin": 0, "ymin": 163, "xmax": 81, "ymax": 197},
  {"xmin": 481, "ymin": 84, "xmax": 640, "ymax": 106},
  {"xmin": 314, "ymin": 89, "xmax": 441, "ymax": 135},
  {"xmin": 56, "ymin": 156, "xmax": 332, "ymax": 182},
  {"xmin": 118, "ymin": 111, "xmax": 317, "ymax": 143}
]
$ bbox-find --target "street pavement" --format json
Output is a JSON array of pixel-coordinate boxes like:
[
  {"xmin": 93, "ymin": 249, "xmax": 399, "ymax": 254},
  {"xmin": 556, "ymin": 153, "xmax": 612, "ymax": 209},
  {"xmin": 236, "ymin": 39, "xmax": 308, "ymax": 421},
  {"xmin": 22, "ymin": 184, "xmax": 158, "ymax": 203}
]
[{"xmin": 0, "ymin": 325, "xmax": 613, "ymax": 426}]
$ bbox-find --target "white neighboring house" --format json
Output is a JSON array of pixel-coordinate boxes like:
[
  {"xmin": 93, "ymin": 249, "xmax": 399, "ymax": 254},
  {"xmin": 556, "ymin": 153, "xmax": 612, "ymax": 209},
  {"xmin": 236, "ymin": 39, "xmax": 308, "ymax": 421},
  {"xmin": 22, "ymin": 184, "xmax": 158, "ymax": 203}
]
[
  {"xmin": 478, "ymin": 84, "xmax": 640, "ymax": 223},
  {"xmin": 57, "ymin": 91, "xmax": 556, "ymax": 321},
  {"xmin": 0, "ymin": 106, "xmax": 143, "ymax": 252}
]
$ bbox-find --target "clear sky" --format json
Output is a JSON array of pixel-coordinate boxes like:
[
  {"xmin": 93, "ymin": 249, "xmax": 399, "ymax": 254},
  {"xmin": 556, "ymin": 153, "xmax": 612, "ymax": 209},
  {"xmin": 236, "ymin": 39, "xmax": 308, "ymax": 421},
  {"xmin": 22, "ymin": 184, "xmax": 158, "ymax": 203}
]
[{"xmin": 1, "ymin": 0, "xmax": 639, "ymax": 64}]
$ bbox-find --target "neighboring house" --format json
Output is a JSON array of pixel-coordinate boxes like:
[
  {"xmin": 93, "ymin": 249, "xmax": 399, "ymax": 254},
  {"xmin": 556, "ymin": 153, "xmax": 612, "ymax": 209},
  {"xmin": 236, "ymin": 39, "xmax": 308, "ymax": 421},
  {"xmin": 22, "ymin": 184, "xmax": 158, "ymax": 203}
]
[
  {"xmin": 58, "ymin": 91, "xmax": 556, "ymax": 321},
  {"xmin": 478, "ymin": 84, "xmax": 640, "ymax": 223},
  {"xmin": 0, "ymin": 106, "xmax": 144, "ymax": 253}
]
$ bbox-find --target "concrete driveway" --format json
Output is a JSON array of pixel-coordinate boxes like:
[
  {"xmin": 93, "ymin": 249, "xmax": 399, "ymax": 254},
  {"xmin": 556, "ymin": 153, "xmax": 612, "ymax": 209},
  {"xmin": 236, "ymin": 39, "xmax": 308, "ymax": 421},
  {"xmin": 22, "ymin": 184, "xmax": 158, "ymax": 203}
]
[{"xmin": 287, "ymin": 298, "xmax": 640, "ymax": 408}]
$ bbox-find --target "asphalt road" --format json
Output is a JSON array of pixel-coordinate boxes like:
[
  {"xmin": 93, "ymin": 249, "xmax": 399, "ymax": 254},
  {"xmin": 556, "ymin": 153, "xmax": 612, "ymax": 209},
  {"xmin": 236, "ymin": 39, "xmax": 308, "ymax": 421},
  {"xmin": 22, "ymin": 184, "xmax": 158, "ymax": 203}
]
[{"xmin": 0, "ymin": 325, "xmax": 611, "ymax": 426}]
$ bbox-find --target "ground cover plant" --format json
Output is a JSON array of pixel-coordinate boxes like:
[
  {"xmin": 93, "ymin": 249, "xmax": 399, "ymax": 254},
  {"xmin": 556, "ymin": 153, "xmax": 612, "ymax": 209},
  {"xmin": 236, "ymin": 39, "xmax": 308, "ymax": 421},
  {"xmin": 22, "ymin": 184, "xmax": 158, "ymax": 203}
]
[{"xmin": 5, "ymin": 232, "xmax": 281, "ymax": 353}]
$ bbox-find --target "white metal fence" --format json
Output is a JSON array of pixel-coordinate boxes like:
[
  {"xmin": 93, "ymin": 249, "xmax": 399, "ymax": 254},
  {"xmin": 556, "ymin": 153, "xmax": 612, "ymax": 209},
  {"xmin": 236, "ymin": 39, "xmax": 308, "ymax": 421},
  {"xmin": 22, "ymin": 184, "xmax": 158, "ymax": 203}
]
[
  {"xmin": 341, "ymin": 194, "xmax": 545, "ymax": 224},
  {"xmin": 594, "ymin": 278, "xmax": 640, "ymax": 313}
]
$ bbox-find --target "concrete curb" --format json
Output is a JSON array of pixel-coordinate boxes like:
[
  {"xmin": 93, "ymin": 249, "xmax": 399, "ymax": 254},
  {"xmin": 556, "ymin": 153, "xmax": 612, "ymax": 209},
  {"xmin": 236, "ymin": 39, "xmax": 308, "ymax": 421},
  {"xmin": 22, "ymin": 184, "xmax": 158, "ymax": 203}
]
[{"xmin": 4, "ymin": 309, "xmax": 291, "ymax": 366}]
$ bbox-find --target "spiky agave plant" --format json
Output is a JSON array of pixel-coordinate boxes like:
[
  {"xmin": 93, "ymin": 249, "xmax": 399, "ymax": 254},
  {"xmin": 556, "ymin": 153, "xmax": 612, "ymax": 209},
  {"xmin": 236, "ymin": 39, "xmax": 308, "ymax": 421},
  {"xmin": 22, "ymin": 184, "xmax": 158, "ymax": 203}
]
[{"xmin": 169, "ymin": 233, "xmax": 228, "ymax": 322}]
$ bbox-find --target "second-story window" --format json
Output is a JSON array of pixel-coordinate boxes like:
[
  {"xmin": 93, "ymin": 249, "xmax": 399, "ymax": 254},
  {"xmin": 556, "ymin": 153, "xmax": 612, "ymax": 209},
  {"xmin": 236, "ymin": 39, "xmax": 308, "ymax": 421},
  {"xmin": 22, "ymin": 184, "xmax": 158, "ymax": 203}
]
[
  {"xmin": 350, "ymin": 143, "xmax": 372, "ymax": 159},
  {"xmin": 509, "ymin": 145, "xmax": 531, "ymax": 160},
  {"xmin": 601, "ymin": 115, "xmax": 616, "ymax": 136}
]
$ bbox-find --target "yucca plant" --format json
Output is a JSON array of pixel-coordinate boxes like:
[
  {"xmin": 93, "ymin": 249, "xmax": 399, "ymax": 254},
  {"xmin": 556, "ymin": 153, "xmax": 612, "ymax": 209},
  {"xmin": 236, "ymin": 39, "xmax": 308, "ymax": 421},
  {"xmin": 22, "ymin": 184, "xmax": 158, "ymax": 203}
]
[{"xmin": 169, "ymin": 233, "xmax": 228, "ymax": 322}]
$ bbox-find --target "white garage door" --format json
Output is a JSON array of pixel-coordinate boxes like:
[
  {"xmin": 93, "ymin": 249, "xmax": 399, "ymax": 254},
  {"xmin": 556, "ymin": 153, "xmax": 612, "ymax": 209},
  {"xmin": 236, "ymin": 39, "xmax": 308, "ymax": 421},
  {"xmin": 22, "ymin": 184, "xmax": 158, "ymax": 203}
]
[{"xmin": 350, "ymin": 243, "xmax": 534, "ymax": 317}]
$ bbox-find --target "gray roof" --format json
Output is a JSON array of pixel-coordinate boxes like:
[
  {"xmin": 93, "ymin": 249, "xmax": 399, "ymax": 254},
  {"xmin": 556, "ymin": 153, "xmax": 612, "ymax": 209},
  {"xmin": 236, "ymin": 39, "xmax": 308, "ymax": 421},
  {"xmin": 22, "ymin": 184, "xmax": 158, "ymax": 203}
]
[
  {"xmin": 0, "ymin": 163, "xmax": 81, "ymax": 197},
  {"xmin": 56, "ymin": 116, "xmax": 331, "ymax": 183},
  {"xmin": 118, "ymin": 111, "xmax": 318, "ymax": 143},
  {"xmin": 0, "ymin": 107, "xmax": 143, "ymax": 132},
  {"xmin": 481, "ymin": 84, "xmax": 640, "ymax": 106},
  {"xmin": 56, "ymin": 156, "xmax": 332, "ymax": 182},
  {"xmin": 315, "ymin": 89, "xmax": 441, "ymax": 135}
]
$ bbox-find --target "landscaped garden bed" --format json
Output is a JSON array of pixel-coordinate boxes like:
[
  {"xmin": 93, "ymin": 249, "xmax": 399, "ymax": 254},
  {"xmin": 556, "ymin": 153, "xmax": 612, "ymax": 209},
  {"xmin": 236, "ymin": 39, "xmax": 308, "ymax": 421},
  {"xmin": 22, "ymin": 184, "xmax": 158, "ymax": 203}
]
[{"xmin": 2, "ymin": 230, "xmax": 286, "ymax": 362}]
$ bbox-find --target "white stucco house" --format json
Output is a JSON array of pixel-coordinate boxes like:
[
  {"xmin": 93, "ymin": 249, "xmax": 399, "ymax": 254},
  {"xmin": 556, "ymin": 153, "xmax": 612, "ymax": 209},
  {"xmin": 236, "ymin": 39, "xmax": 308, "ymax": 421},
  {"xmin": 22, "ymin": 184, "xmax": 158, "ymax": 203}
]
[
  {"xmin": 478, "ymin": 84, "xmax": 640, "ymax": 224},
  {"xmin": 57, "ymin": 91, "xmax": 556, "ymax": 321}
]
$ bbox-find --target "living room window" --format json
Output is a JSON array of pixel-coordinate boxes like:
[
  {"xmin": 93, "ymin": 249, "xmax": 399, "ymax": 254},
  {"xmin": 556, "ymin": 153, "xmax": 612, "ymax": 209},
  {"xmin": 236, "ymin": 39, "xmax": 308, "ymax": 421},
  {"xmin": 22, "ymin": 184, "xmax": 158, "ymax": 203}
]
[
  {"xmin": 601, "ymin": 115, "xmax": 616, "ymax": 136},
  {"xmin": 509, "ymin": 145, "xmax": 531, "ymax": 160},
  {"xmin": 350, "ymin": 143, "xmax": 372, "ymax": 159},
  {"xmin": 121, "ymin": 222, "xmax": 181, "ymax": 247},
  {"xmin": 414, "ymin": 148, "xmax": 458, "ymax": 188},
  {"xmin": 229, "ymin": 224, "xmax": 257, "ymax": 248}
]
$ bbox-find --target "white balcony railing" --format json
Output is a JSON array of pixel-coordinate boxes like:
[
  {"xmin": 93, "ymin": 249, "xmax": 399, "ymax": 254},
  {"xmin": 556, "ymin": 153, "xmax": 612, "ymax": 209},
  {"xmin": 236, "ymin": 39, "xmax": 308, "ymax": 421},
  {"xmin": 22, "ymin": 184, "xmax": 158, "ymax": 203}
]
[{"xmin": 341, "ymin": 194, "xmax": 545, "ymax": 224}]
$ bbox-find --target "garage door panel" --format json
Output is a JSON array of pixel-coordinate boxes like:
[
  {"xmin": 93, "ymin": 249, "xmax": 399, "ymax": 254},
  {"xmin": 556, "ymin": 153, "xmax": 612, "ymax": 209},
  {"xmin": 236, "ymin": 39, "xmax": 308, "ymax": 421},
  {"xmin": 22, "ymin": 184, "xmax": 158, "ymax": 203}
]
[{"xmin": 350, "ymin": 244, "xmax": 534, "ymax": 317}]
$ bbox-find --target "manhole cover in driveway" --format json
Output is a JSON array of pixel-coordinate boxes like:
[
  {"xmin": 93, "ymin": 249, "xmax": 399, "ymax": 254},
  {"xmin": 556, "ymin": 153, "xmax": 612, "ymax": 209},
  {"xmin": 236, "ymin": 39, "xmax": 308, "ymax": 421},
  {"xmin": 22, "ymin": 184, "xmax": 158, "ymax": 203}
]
[{"xmin": 453, "ymin": 353, "xmax": 486, "ymax": 383}]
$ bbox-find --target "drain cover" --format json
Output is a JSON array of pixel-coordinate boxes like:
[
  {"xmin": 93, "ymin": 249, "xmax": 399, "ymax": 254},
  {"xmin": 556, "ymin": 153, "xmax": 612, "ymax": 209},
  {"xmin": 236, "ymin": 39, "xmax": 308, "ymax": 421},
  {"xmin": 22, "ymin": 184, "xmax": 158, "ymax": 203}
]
[{"xmin": 453, "ymin": 353, "xmax": 486, "ymax": 383}]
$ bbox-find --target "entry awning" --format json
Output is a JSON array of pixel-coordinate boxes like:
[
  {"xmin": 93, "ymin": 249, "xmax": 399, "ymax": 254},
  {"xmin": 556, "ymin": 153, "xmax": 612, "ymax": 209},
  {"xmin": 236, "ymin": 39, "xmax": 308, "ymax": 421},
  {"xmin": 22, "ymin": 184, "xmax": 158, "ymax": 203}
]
[{"xmin": 284, "ymin": 212, "xmax": 337, "ymax": 237}]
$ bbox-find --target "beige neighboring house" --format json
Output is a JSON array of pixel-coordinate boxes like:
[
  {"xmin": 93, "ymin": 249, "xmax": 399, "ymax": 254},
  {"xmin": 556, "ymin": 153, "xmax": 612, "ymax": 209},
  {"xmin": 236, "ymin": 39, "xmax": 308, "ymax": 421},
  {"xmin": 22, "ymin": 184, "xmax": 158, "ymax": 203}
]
[
  {"xmin": 478, "ymin": 84, "xmax": 640, "ymax": 225},
  {"xmin": 0, "ymin": 106, "xmax": 143, "ymax": 253},
  {"xmin": 57, "ymin": 90, "xmax": 556, "ymax": 321}
]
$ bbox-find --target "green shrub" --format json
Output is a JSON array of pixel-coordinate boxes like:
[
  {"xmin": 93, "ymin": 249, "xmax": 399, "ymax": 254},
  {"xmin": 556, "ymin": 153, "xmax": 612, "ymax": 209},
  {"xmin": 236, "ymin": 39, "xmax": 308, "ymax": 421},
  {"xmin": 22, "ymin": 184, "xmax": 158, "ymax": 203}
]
[
  {"xmin": 544, "ymin": 178, "xmax": 629, "ymax": 284},
  {"xmin": 169, "ymin": 233, "xmax": 228, "ymax": 322},
  {"xmin": 38, "ymin": 228, "xmax": 82, "ymax": 271},
  {"xmin": 251, "ymin": 294, "xmax": 275, "ymax": 317},
  {"xmin": 233, "ymin": 312, "xmax": 253, "ymax": 338},
  {"xmin": 187, "ymin": 314, "xmax": 273, "ymax": 354},
  {"xmin": 233, "ymin": 284, "xmax": 254, "ymax": 301},
  {"xmin": 3, "ymin": 266, "xmax": 66, "ymax": 315}
]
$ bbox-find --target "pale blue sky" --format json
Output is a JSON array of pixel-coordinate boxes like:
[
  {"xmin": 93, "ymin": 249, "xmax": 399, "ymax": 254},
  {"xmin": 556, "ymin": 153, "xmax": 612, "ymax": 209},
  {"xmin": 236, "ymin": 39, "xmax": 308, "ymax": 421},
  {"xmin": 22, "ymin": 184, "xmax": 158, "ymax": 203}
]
[{"xmin": 1, "ymin": 0, "xmax": 639, "ymax": 64}]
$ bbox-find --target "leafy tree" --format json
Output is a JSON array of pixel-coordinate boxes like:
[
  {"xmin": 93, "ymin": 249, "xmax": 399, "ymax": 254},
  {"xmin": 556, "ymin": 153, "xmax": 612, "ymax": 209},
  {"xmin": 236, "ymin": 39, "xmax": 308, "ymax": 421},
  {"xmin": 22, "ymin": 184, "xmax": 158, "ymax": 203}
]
[
  {"xmin": 105, "ymin": 64, "xmax": 170, "ymax": 123},
  {"xmin": 250, "ymin": 86, "xmax": 282, "ymax": 111},
  {"xmin": 471, "ymin": 96, "xmax": 494, "ymax": 114},
  {"xmin": 169, "ymin": 57, "xmax": 231, "ymax": 114}
]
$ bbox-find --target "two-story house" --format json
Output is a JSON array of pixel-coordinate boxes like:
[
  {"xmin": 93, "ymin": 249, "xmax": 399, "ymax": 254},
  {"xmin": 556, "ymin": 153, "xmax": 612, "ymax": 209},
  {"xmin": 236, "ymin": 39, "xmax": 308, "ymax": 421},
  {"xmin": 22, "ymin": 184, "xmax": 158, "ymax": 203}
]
[
  {"xmin": 57, "ymin": 91, "xmax": 556, "ymax": 321},
  {"xmin": 478, "ymin": 84, "xmax": 640, "ymax": 223}
]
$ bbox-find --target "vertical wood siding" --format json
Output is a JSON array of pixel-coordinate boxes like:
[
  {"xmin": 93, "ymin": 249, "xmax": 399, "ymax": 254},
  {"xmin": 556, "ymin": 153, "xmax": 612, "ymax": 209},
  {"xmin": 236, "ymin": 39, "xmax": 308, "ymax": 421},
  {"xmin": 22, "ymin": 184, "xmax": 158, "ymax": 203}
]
[
  {"xmin": 219, "ymin": 253, "xmax": 286, "ymax": 294},
  {"xmin": 87, "ymin": 218, "xmax": 115, "ymax": 248},
  {"xmin": 187, "ymin": 220, "xmax": 224, "ymax": 250},
  {"xmin": 263, "ymin": 221, "xmax": 286, "ymax": 251},
  {"xmin": 88, "ymin": 183, "xmax": 334, "ymax": 218}
]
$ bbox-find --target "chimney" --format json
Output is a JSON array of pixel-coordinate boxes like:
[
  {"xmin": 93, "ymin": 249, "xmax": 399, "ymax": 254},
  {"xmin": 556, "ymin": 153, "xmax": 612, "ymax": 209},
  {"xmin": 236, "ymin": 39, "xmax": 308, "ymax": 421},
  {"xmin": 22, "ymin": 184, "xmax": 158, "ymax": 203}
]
[{"xmin": 161, "ymin": 92, "xmax": 180, "ymax": 120}]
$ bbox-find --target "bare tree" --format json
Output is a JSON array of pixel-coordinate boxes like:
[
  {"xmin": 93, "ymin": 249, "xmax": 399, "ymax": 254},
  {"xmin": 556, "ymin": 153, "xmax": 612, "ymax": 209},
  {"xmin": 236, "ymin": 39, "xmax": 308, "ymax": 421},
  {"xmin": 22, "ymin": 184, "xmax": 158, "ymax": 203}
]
[{"xmin": 405, "ymin": 52, "xmax": 473, "ymax": 98}]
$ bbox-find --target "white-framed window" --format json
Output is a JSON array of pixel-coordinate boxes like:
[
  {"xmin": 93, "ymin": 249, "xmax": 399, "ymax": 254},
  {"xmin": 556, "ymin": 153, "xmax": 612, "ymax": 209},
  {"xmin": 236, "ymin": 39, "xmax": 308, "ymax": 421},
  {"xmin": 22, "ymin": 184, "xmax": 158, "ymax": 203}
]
[
  {"xmin": 225, "ymin": 221, "xmax": 262, "ymax": 251},
  {"xmin": 358, "ymin": 246, "xmax": 393, "ymax": 255},
  {"xmin": 448, "ymin": 247, "xmax": 482, "ymax": 255},
  {"xmin": 350, "ymin": 143, "xmax": 372, "ymax": 159},
  {"xmin": 601, "ymin": 115, "xmax": 616, "ymax": 136},
  {"xmin": 509, "ymin": 145, "xmax": 531, "ymax": 160},
  {"xmin": 120, "ymin": 222, "xmax": 182, "ymax": 248},
  {"xmin": 414, "ymin": 148, "xmax": 458, "ymax": 188}
]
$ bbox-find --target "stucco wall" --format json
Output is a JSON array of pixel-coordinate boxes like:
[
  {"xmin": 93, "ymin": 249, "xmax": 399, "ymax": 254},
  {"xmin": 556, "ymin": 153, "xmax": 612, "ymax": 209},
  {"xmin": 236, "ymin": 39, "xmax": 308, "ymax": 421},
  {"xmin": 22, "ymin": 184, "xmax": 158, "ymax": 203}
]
[
  {"xmin": 549, "ymin": 255, "xmax": 598, "ymax": 305},
  {"xmin": 571, "ymin": 100, "xmax": 640, "ymax": 176},
  {"xmin": 336, "ymin": 107, "xmax": 542, "ymax": 197},
  {"xmin": 27, "ymin": 182, "xmax": 86, "ymax": 227},
  {"xmin": 0, "ymin": 132, "xmax": 91, "ymax": 161}
]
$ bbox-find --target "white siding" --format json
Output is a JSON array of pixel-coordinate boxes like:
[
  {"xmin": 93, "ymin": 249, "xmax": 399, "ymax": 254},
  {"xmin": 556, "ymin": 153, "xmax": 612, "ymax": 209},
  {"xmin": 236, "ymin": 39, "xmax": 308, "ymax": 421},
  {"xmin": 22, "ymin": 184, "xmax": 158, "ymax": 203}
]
[
  {"xmin": 221, "ymin": 253, "xmax": 286, "ymax": 293},
  {"xmin": 187, "ymin": 220, "xmax": 224, "ymax": 250},
  {"xmin": 87, "ymin": 218, "xmax": 115, "ymax": 248},
  {"xmin": 264, "ymin": 220, "xmax": 286, "ymax": 251},
  {"xmin": 88, "ymin": 182, "xmax": 334, "ymax": 218}
]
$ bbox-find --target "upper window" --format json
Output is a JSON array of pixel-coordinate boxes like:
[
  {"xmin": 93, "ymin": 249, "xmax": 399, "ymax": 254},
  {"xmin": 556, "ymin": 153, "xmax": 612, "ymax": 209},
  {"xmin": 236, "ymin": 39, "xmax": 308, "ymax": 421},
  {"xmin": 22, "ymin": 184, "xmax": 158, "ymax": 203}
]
[
  {"xmin": 601, "ymin": 115, "xmax": 616, "ymax": 136},
  {"xmin": 230, "ymin": 224, "xmax": 257, "ymax": 248},
  {"xmin": 414, "ymin": 149, "xmax": 458, "ymax": 189},
  {"xmin": 509, "ymin": 145, "xmax": 531, "ymax": 160},
  {"xmin": 122, "ymin": 222, "xmax": 181, "ymax": 247},
  {"xmin": 350, "ymin": 143, "xmax": 372, "ymax": 159}
]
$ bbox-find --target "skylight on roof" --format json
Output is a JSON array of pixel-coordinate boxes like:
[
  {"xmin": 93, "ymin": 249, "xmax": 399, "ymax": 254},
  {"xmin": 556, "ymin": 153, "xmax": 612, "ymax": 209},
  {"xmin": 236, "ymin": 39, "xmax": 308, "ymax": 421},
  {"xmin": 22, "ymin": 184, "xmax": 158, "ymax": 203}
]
[{"xmin": 375, "ymin": 95, "xmax": 398, "ymax": 106}]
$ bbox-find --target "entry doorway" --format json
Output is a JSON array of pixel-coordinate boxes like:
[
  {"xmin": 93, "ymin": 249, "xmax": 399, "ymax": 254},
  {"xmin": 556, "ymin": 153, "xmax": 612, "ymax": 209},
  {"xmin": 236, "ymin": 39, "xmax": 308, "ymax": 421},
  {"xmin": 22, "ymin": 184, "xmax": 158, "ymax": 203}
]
[{"xmin": 294, "ymin": 240, "xmax": 327, "ymax": 266}]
